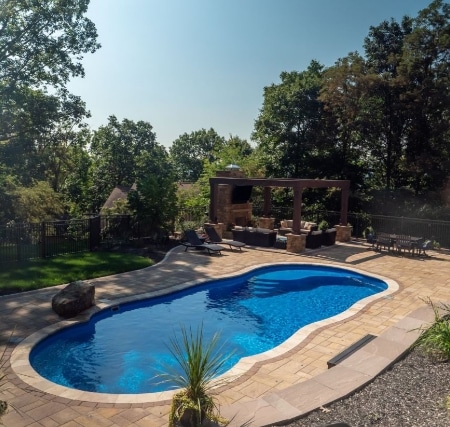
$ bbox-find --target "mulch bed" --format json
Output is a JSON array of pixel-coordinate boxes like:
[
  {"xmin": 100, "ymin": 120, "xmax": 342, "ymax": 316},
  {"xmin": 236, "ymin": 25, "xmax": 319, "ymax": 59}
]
[{"xmin": 277, "ymin": 348, "xmax": 450, "ymax": 427}]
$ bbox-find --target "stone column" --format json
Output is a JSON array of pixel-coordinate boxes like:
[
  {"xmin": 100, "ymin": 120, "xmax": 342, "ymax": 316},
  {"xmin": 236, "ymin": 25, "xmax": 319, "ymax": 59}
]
[
  {"xmin": 335, "ymin": 225, "xmax": 353, "ymax": 242},
  {"xmin": 259, "ymin": 217, "xmax": 275, "ymax": 230},
  {"xmin": 286, "ymin": 233, "xmax": 306, "ymax": 253}
]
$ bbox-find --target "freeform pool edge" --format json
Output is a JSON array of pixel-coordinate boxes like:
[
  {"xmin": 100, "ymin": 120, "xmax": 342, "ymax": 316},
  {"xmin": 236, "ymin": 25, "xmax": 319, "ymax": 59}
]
[{"xmin": 10, "ymin": 262, "xmax": 399, "ymax": 404}]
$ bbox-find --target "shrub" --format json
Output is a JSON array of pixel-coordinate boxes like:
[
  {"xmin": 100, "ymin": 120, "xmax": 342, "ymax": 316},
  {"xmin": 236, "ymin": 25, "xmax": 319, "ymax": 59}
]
[{"xmin": 412, "ymin": 298, "xmax": 450, "ymax": 361}]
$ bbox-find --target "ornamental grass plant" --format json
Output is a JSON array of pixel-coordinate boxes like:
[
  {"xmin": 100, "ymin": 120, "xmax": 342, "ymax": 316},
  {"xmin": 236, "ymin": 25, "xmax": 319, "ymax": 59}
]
[
  {"xmin": 413, "ymin": 298, "xmax": 450, "ymax": 361},
  {"xmin": 159, "ymin": 324, "xmax": 235, "ymax": 427}
]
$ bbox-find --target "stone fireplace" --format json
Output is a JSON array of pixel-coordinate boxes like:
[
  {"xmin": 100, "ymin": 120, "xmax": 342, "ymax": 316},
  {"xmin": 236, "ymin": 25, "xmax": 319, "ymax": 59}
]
[{"xmin": 213, "ymin": 169, "xmax": 253, "ymax": 228}]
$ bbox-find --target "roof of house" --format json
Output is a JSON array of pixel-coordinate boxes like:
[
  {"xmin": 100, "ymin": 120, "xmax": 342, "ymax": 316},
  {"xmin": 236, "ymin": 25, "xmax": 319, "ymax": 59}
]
[{"xmin": 101, "ymin": 184, "xmax": 136, "ymax": 211}]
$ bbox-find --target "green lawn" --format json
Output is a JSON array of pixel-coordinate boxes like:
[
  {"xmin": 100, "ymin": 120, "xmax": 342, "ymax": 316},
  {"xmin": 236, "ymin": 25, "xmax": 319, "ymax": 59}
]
[{"xmin": 0, "ymin": 251, "xmax": 153, "ymax": 293}]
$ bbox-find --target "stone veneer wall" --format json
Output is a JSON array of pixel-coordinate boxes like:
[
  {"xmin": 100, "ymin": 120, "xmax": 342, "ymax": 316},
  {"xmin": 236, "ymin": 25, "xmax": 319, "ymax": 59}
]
[
  {"xmin": 286, "ymin": 233, "xmax": 306, "ymax": 253},
  {"xmin": 335, "ymin": 225, "xmax": 353, "ymax": 242},
  {"xmin": 214, "ymin": 169, "xmax": 253, "ymax": 228},
  {"xmin": 259, "ymin": 217, "xmax": 275, "ymax": 229}
]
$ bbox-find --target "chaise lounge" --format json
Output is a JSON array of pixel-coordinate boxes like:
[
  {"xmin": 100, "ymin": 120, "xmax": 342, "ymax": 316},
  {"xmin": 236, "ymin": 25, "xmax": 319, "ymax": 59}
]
[
  {"xmin": 180, "ymin": 229, "xmax": 225, "ymax": 255},
  {"xmin": 204, "ymin": 226, "xmax": 245, "ymax": 251}
]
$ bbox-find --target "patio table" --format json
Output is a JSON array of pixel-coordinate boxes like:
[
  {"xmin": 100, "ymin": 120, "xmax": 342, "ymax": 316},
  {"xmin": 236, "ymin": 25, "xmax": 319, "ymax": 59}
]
[{"xmin": 376, "ymin": 233, "xmax": 423, "ymax": 255}]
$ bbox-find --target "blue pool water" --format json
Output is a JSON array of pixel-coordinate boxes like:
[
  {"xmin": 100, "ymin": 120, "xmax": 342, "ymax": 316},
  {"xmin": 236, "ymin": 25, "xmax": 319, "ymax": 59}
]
[{"xmin": 30, "ymin": 264, "xmax": 388, "ymax": 394}]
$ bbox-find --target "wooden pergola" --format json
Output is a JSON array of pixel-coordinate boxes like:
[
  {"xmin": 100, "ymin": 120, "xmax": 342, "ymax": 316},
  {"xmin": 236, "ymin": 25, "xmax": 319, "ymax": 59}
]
[{"xmin": 209, "ymin": 177, "xmax": 350, "ymax": 235}]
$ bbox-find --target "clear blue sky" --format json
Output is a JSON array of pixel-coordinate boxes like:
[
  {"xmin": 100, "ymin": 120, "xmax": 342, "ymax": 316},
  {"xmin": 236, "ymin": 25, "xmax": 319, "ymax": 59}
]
[{"xmin": 68, "ymin": 0, "xmax": 433, "ymax": 148}]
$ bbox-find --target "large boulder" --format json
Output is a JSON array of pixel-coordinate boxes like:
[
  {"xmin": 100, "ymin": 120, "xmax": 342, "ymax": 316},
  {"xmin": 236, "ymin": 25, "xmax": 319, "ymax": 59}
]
[{"xmin": 52, "ymin": 281, "xmax": 95, "ymax": 318}]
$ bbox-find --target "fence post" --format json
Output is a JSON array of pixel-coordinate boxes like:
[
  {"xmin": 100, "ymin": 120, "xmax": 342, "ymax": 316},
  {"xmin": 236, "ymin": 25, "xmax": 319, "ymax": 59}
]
[
  {"xmin": 40, "ymin": 222, "xmax": 46, "ymax": 259},
  {"xmin": 16, "ymin": 226, "xmax": 21, "ymax": 262},
  {"xmin": 89, "ymin": 216, "xmax": 101, "ymax": 251}
]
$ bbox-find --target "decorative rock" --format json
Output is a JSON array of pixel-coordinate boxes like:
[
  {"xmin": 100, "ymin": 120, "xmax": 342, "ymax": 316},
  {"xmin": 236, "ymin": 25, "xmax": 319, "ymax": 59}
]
[{"xmin": 52, "ymin": 281, "xmax": 95, "ymax": 318}]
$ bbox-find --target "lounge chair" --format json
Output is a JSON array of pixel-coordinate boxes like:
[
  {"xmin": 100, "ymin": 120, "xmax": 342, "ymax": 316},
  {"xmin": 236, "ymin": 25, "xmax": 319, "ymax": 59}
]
[
  {"xmin": 204, "ymin": 226, "xmax": 245, "ymax": 251},
  {"xmin": 180, "ymin": 229, "xmax": 224, "ymax": 255}
]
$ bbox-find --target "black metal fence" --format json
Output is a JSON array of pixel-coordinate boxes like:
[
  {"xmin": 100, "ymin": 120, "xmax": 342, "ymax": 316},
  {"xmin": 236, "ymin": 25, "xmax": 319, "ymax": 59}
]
[
  {"xmin": 0, "ymin": 215, "xmax": 168, "ymax": 264},
  {"xmin": 307, "ymin": 211, "xmax": 450, "ymax": 248},
  {"xmin": 253, "ymin": 206, "xmax": 450, "ymax": 248},
  {"xmin": 1, "ymin": 211, "xmax": 450, "ymax": 264}
]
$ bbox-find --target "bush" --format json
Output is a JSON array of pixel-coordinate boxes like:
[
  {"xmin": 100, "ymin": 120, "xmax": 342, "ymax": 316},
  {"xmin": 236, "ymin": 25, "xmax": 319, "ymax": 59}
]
[{"xmin": 413, "ymin": 298, "xmax": 450, "ymax": 361}]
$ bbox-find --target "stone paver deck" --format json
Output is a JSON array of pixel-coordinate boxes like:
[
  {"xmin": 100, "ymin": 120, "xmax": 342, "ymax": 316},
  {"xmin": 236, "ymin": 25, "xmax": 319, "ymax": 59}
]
[{"xmin": 1, "ymin": 241, "xmax": 450, "ymax": 426}]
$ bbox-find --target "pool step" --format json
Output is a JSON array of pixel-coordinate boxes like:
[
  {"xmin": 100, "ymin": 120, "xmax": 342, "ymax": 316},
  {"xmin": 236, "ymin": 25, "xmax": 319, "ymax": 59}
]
[{"xmin": 249, "ymin": 280, "xmax": 282, "ymax": 297}]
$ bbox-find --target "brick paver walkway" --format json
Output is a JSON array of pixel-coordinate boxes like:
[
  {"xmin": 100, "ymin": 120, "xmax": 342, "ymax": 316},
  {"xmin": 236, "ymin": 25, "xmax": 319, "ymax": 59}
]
[{"xmin": 1, "ymin": 241, "xmax": 450, "ymax": 426}]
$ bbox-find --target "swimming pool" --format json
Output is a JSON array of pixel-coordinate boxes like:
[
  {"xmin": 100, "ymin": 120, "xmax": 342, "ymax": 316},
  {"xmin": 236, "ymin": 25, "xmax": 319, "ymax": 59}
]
[{"xmin": 30, "ymin": 264, "xmax": 389, "ymax": 394}]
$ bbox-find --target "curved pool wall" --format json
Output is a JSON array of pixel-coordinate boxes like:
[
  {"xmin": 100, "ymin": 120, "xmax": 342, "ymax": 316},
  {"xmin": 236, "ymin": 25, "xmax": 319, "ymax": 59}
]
[{"xmin": 11, "ymin": 262, "xmax": 399, "ymax": 404}]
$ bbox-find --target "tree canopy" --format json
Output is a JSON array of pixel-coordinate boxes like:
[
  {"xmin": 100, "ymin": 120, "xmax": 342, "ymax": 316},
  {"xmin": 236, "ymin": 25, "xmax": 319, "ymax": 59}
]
[
  {"xmin": 169, "ymin": 128, "xmax": 226, "ymax": 181},
  {"xmin": 252, "ymin": 0, "xmax": 450, "ymax": 216},
  {"xmin": 1, "ymin": 0, "xmax": 450, "ymax": 224},
  {"xmin": 0, "ymin": 0, "xmax": 100, "ymax": 89}
]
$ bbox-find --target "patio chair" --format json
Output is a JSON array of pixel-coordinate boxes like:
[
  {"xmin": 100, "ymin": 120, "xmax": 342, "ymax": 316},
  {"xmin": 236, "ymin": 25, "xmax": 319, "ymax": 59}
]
[
  {"xmin": 366, "ymin": 233, "xmax": 377, "ymax": 249},
  {"xmin": 180, "ymin": 229, "xmax": 224, "ymax": 255},
  {"xmin": 204, "ymin": 226, "xmax": 245, "ymax": 251},
  {"xmin": 395, "ymin": 234, "xmax": 413, "ymax": 255},
  {"xmin": 416, "ymin": 239, "xmax": 432, "ymax": 257},
  {"xmin": 375, "ymin": 232, "xmax": 393, "ymax": 252}
]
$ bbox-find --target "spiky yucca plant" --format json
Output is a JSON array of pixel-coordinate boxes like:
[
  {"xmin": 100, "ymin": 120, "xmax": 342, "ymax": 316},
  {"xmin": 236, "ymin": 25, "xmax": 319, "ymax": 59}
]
[{"xmin": 160, "ymin": 324, "xmax": 234, "ymax": 427}]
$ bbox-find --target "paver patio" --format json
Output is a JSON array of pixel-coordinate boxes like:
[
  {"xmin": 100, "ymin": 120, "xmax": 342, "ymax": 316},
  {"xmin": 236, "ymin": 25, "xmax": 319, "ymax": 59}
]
[{"xmin": 1, "ymin": 240, "xmax": 450, "ymax": 426}]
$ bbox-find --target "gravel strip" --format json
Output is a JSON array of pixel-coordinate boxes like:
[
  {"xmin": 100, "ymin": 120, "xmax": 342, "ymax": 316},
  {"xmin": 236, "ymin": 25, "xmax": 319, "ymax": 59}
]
[{"xmin": 276, "ymin": 348, "xmax": 450, "ymax": 427}]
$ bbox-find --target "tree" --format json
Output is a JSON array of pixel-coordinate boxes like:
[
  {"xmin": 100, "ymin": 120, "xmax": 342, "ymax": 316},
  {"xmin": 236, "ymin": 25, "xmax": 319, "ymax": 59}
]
[
  {"xmin": 0, "ymin": 86, "xmax": 91, "ymax": 197},
  {"xmin": 0, "ymin": 0, "xmax": 99, "ymax": 220},
  {"xmin": 60, "ymin": 128, "xmax": 93, "ymax": 216},
  {"xmin": 252, "ymin": 61, "xmax": 326, "ymax": 178},
  {"xmin": 11, "ymin": 180, "xmax": 65, "ymax": 222},
  {"xmin": 0, "ymin": 0, "xmax": 100, "ymax": 89},
  {"xmin": 362, "ymin": 17, "xmax": 413, "ymax": 191},
  {"xmin": 128, "ymin": 147, "xmax": 178, "ymax": 233},
  {"xmin": 169, "ymin": 128, "xmax": 225, "ymax": 181},
  {"xmin": 399, "ymin": 0, "xmax": 450, "ymax": 194},
  {"xmin": 319, "ymin": 52, "xmax": 371, "ymax": 189},
  {"xmin": 211, "ymin": 135, "xmax": 255, "ymax": 171},
  {"xmin": 89, "ymin": 116, "xmax": 158, "ymax": 212}
]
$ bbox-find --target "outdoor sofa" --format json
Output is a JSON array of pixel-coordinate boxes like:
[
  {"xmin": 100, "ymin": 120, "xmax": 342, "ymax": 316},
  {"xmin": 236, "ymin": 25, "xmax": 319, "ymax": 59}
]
[
  {"xmin": 232, "ymin": 227, "xmax": 277, "ymax": 247},
  {"xmin": 278, "ymin": 220, "xmax": 318, "ymax": 236}
]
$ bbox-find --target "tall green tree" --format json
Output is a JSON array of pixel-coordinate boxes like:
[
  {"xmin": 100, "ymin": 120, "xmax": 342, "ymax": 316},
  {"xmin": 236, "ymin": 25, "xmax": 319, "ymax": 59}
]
[
  {"xmin": 89, "ymin": 116, "xmax": 158, "ymax": 212},
  {"xmin": 60, "ymin": 128, "xmax": 93, "ymax": 216},
  {"xmin": 169, "ymin": 128, "xmax": 225, "ymax": 181},
  {"xmin": 0, "ymin": 0, "xmax": 99, "ymax": 220},
  {"xmin": 362, "ymin": 17, "xmax": 413, "ymax": 191},
  {"xmin": 399, "ymin": 0, "xmax": 450, "ymax": 194},
  {"xmin": 0, "ymin": 0, "xmax": 99, "ymax": 89},
  {"xmin": 253, "ymin": 60, "xmax": 325, "ymax": 178},
  {"xmin": 319, "ymin": 52, "xmax": 370, "ymax": 188},
  {"xmin": 128, "ymin": 146, "xmax": 178, "ymax": 232}
]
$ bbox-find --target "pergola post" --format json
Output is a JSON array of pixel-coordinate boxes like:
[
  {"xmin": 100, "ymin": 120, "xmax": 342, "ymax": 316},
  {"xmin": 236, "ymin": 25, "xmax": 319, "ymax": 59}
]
[
  {"xmin": 292, "ymin": 185, "xmax": 303, "ymax": 235},
  {"xmin": 263, "ymin": 187, "xmax": 271, "ymax": 216},
  {"xmin": 340, "ymin": 184, "xmax": 349, "ymax": 225}
]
